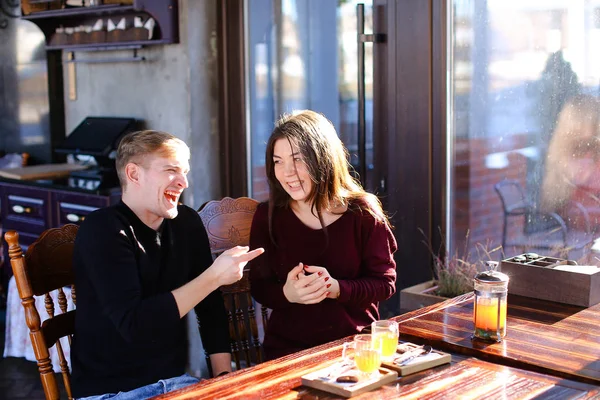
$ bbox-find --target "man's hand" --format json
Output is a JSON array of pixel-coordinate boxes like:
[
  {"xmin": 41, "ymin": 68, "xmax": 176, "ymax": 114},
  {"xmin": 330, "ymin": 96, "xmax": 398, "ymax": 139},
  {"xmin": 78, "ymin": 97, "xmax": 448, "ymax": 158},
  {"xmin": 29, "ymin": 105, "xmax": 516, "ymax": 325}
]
[
  {"xmin": 209, "ymin": 353, "xmax": 232, "ymax": 377},
  {"xmin": 172, "ymin": 246, "xmax": 263, "ymax": 318},
  {"xmin": 210, "ymin": 246, "xmax": 265, "ymax": 286}
]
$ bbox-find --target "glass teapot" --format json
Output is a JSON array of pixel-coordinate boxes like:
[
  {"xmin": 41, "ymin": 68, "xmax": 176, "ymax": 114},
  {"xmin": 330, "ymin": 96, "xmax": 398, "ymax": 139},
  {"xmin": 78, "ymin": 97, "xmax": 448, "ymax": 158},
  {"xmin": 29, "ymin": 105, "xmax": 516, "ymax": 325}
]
[{"xmin": 472, "ymin": 261, "xmax": 509, "ymax": 342}]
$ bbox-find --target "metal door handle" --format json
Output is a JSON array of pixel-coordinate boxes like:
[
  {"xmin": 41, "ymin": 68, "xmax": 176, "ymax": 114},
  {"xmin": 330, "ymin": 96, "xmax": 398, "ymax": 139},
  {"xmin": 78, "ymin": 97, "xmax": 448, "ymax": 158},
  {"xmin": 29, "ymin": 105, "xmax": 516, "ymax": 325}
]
[{"xmin": 357, "ymin": 3, "xmax": 385, "ymax": 188}]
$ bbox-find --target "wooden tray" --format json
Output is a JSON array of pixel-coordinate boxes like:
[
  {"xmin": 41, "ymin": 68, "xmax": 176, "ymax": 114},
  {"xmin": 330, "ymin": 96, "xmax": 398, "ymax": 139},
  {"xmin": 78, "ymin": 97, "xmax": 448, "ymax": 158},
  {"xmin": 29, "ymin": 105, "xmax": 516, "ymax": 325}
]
[
  {"xmin": 382, "ymin": 342, "xmax": 451, "ymax": 376},
  {"xmin": 301, "ymin": 362, "xmax": 397, "ymax": 398},
  {"xmin": 500, "ymin": 254, "xmax": 600, "ymax": 307}
]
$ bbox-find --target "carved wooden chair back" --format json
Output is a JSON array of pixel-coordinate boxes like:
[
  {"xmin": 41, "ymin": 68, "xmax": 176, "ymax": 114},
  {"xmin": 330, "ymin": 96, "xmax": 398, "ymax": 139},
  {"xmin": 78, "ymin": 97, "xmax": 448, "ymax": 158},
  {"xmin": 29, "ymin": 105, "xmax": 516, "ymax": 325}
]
[
  {"xmin": 198, "ymin": 197, "xmax": 268, "ymax": 371},
  {"xmin": 4, "ymin": 224, "xmax": 79, "ymax": 400}
]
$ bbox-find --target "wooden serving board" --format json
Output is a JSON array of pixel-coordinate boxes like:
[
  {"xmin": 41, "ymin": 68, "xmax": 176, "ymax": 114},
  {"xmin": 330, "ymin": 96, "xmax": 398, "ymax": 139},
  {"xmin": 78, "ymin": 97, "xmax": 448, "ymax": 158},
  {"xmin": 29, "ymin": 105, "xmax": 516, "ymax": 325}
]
[
  {"xmin": 382, "ymin": 342, "xmax": 451, "ymax": 376},
  {"xmin": 0, "ymin": 163, "xmax": 89, "ymax": 180},
  {"xmin": 301, "ymin": 363, "xmax": 397, "ymax": 398}
]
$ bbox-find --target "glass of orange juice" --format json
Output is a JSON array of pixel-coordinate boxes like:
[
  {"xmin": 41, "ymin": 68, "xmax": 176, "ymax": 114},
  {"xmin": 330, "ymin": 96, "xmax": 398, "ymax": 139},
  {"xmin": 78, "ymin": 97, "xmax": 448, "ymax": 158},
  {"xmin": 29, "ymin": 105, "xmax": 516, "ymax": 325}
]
[
  {"xmin": 371, "ymin": 320, "xmax": 399, "ymax": 359},
  {"xmin": 342, "ymin": 334, "xmax": 382, "ymax": 376}
]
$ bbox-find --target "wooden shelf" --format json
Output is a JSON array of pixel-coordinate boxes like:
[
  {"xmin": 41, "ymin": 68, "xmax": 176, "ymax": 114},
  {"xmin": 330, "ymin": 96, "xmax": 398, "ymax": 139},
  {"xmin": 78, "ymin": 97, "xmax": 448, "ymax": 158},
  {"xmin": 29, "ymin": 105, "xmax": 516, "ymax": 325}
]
[
  {"xmin": 20, "ymin": 0, "xmax": 178, "ymax": 50},
  {"xmin": 46, "ymin": 39, "xmax": 171, "ymax": 51},
  {"xmin": 22, "ymin": 4, "xmax": 135, "ymax": 19}
]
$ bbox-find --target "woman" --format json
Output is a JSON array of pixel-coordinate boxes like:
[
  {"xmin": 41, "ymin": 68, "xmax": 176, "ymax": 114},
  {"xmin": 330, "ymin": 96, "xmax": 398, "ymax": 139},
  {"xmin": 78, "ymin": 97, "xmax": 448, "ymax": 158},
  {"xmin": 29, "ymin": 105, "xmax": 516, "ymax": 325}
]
[
  {"xmin": 540, "ymin": 94, "xmax": 600, "ymax": 220},
  {"xmin": 249, "ymin": 110, "xmax": 397, "ymax": 360}
]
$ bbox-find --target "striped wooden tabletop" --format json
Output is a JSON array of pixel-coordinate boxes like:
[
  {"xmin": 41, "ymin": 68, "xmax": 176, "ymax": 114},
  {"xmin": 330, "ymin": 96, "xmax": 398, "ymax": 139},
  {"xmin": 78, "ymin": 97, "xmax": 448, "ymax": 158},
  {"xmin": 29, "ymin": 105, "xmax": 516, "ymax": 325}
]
[
  {"xmin": 154, "ymin": 293, "xmax": 600, "ymax": 399},
  {"xmin": 154, "ymin": 353, "xmax": 599, "ymax": 399},
  {"xmin": 394, "ymin": 292, "xmax": 600, "ymax": 386}
]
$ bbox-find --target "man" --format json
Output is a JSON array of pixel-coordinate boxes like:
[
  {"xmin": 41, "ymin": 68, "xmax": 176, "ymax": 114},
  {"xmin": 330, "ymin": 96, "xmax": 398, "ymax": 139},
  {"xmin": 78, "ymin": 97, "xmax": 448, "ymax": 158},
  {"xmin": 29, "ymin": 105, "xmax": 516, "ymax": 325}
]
[{"xmin": 70, "ymin": 130, "xmax": 264, "ymax": 399}]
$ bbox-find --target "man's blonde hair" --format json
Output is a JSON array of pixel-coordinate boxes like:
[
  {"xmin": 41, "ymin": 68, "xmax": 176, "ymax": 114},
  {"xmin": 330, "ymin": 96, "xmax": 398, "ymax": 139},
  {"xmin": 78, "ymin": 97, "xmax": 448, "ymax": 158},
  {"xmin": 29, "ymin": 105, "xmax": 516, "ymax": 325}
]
[{"xmin": 115, "ymin": 130, "xmax": 190, "ymax": 190}]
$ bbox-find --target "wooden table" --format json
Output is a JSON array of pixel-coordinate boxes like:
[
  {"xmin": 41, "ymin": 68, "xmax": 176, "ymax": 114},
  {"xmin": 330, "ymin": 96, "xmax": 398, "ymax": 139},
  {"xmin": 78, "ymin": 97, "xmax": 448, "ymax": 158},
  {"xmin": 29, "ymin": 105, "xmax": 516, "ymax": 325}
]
[
  {"xmin": 154, "ymin": 293, "xmax": 600, "ymax": 399},
  {"xmin": 395, "ymin": 292, "xmax": 600, "ymax": 386},
  {"xmin": 155, "ymin": 355, "xmax": 598, "ymax": 399}
]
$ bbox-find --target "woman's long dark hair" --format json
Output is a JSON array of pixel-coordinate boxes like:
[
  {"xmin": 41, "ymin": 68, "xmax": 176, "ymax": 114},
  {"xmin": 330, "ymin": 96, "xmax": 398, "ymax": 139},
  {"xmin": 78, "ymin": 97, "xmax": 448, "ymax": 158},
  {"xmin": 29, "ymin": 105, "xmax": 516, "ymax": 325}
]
[{"xmin": 265, "ymin": 110, "xmax": 390, "ymax": 244}]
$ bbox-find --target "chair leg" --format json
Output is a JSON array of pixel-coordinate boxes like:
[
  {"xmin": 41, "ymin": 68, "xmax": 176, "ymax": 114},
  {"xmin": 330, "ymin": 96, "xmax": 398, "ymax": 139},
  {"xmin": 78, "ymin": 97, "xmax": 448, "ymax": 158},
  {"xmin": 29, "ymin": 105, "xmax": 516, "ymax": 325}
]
[{"xmin": 501, "ymin": 216, "xmax": 508, "ymax": 250}]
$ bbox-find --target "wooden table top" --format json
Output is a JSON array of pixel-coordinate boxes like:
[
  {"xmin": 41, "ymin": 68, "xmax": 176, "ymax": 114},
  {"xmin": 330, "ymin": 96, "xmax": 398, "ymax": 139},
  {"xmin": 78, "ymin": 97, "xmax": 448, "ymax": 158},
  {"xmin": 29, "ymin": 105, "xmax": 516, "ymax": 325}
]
[
  {"xmin": 154, "ymin": 293, "xmax": 600, "ymax": 399},
  {"xmin": 155, "ymin": 353, "xmax": 599, "ymax": 399},
  {"xmin": 394, "ymin": 292, "xmax": 600, "ymax": 385}
]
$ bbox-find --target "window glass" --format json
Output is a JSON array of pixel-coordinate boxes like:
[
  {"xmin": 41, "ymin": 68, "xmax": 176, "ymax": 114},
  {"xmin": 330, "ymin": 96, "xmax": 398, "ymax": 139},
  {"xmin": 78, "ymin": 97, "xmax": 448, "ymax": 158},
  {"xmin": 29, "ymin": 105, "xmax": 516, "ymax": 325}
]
[
  {"xmin": 449, "ymin": 0, "xmax": 600, "ymax": 262},
  {"xmin": 246, "ymin": 0, "xmax": 373, "ymax": 200}
]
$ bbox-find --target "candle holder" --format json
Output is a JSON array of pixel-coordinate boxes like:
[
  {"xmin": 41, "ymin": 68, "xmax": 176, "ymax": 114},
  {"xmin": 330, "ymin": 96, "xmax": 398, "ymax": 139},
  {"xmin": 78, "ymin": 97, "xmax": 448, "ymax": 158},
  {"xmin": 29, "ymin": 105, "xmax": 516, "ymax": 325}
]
[{"xmin": 472, "ymin": 261, "xmax": 509, "ymax": 342}]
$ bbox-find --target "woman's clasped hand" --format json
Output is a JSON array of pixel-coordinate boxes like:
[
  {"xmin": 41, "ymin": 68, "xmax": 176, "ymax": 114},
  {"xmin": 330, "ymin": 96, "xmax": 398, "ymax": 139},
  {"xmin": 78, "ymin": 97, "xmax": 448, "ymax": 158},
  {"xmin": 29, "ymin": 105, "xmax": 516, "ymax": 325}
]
[{"xmin": 283, "ymin": 263, "xmax": 340, "ymax": 304}]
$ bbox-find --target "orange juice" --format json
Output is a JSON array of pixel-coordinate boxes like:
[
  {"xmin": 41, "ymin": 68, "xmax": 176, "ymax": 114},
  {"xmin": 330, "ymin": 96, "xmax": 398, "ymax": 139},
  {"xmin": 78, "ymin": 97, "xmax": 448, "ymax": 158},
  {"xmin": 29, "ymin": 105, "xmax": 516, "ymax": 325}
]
[
  {"xmin": 354, "ymin": 349, "xmax": 381, "ymax": 373},
  {"xmin": 474, "ymin": 297, "xmax": 507, "ymax": 340},
  {"xmin": 374, "ymin": 331, "xmax": 398, "ymax": 357}
]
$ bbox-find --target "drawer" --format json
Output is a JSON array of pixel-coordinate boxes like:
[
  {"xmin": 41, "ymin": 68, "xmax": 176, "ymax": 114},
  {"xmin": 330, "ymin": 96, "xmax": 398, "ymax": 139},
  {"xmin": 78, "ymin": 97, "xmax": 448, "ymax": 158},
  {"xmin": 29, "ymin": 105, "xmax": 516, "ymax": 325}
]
[
  {"xmin": 3, "ymin": 187, "xmax": 52, "ymax": 234},
  {"xmin": 54, "ymin": 191, "xmax": 110, "ymax": 226},
  {"xmin": 57, "ymin": 202, "xmax": 101, "ymax": 225}
]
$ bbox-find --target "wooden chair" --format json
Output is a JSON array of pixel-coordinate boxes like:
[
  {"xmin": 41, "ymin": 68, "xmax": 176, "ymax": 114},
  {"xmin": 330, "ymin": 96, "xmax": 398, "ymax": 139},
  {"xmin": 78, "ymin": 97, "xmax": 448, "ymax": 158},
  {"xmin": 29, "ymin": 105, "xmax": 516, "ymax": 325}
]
[
  {"xmin": 4, "ymin": 224, "xmax": 79, "ymax": 400},
  {"xmin": 495, "ymin": 180, "xmax": 592, "ymax": 257},
  {"xmin": 198, "ymin": 197, "xmax": 268, "ymax": 372}
]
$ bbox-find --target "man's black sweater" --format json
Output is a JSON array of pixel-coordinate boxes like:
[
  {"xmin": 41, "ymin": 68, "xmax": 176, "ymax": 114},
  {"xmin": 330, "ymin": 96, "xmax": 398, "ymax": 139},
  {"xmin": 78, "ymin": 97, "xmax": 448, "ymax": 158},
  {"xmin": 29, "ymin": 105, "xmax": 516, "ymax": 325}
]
[{"xmin": 70, "ymin": 201, "xmax": 230, "ymax": 398}]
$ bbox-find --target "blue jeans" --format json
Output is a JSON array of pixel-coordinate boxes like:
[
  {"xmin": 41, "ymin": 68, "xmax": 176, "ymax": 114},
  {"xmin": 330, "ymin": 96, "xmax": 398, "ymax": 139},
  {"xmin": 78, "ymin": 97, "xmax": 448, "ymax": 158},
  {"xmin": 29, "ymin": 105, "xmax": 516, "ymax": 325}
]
[{"xmin": 78, "ymin": 374, "xmax": 200, "ymax": 400}]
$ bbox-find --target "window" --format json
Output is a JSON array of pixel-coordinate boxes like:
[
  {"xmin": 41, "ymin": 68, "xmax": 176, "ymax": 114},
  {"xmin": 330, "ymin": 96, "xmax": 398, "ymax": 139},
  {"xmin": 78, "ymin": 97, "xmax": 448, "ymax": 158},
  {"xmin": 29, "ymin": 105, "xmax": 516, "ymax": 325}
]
[
  {"xmin": 449, "ymin": 0, "xmax": 600, "ymax": 262},
  {"xmin": 246, "ymin": 0, "xmax": 373, "ymax": 200}
]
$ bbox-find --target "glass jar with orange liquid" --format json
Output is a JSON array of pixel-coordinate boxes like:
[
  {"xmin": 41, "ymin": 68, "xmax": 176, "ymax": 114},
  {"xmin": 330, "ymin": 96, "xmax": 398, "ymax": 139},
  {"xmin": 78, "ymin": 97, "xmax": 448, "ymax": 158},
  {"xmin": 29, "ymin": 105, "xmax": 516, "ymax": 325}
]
[{"xmin": 472, "ymin": 262, "xmax": 509, "ymax": 342}]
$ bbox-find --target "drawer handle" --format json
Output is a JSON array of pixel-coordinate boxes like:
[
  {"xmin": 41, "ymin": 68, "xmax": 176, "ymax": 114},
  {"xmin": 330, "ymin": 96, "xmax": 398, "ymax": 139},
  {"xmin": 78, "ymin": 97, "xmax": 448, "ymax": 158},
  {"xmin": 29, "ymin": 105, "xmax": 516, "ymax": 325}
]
[
  {"xmin": 66, "ymin": 213, "xmax": 85, "ymax": 223},
  {"xmin": 12, "ymin": 205, "xmax": 32, "ymax": 214}
]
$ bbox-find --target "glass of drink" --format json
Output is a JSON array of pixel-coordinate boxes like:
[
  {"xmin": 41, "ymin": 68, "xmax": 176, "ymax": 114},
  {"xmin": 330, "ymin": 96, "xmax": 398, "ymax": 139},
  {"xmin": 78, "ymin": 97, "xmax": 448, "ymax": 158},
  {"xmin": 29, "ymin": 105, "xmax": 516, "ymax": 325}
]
[
  {"xmin": 371, "ymin": 320, "xmax": 399, "ymax": 360},
  {"xmin": 342, "ymin": 334, "xmax": 382, "ymax": 376}
]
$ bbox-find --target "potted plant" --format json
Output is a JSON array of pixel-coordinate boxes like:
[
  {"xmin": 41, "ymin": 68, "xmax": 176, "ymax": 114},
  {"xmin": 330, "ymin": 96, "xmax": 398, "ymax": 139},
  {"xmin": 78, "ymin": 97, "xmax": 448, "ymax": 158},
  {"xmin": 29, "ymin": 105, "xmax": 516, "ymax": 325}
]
[{"xmin": 400, "ymin": 229, "xmax": 502, "ymax": 312}]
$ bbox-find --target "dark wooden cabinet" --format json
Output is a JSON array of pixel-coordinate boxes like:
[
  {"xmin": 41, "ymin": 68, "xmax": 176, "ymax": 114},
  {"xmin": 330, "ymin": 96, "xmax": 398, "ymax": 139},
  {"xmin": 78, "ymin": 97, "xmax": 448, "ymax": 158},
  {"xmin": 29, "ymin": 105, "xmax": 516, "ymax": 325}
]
[
  {"xmin": 3, "ymin": 185, "xmax": 52, "ymax": 238},
  {"xmin": 0, "ymin": 179, "xmax": 120, "ymax": 289}
]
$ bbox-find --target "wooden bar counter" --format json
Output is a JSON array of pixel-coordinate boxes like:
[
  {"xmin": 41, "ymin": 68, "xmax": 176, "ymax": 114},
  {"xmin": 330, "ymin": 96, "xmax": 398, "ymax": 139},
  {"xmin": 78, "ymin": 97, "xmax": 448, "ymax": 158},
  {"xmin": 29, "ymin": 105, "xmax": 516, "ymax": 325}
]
[{"xmin": 154, "ymin": 293, "xmax": 600, "ymax": 399}]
